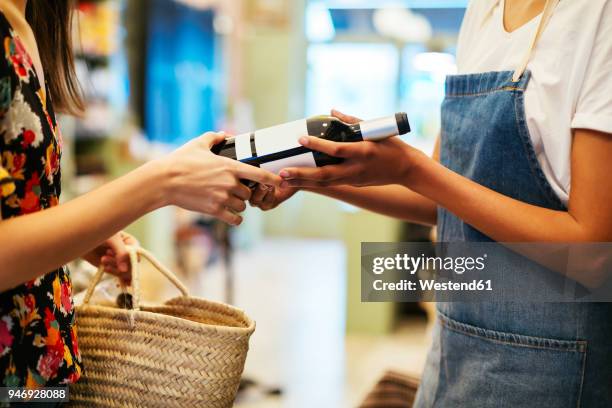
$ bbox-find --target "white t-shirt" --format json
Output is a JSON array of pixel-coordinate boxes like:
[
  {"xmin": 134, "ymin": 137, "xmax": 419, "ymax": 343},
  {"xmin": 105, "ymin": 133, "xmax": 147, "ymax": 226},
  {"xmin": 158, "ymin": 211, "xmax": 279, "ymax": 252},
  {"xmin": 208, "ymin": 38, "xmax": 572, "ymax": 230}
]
[{"xmin": 456, "ymin": 0, "xmax": 612, "ymax": 204}]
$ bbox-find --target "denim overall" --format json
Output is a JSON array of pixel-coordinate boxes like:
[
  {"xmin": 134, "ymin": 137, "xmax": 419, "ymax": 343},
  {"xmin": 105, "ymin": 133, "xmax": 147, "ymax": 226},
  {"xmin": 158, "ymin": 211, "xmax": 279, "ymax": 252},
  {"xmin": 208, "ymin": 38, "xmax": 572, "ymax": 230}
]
[{"xmin": 414, "ymin": 1, "xmax": 612, "ymax": 406}]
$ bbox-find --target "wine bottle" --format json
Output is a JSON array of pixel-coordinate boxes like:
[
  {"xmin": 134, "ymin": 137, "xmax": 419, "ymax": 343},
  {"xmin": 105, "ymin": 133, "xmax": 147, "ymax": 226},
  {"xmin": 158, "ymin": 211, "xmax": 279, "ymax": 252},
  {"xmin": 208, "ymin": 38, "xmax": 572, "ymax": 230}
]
[{"xmin": 212, "ymin": 112, "xmax": 410, "ymax": 175}]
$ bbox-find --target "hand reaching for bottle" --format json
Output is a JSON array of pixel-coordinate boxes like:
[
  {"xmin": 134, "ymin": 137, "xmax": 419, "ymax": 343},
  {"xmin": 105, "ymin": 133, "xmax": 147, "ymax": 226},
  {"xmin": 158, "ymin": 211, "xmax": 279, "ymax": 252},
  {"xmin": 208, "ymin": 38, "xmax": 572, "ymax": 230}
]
[{"xmin": 157, "ymin": 132, "xmax": 282, "ymax": 224}]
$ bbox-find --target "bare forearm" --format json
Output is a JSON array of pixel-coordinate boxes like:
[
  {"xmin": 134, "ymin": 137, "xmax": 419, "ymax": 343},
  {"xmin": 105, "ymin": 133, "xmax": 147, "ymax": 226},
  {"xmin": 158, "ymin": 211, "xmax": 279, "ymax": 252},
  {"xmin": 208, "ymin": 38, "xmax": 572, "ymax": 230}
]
[
  {"xmin": 306, "ymin": 185, "xmax": 437, "ymax": 226},
  {"xmin": 0, "ymin": 131, "xmax": 283, "ymax": 291},
  {"xmin": 409, "ymin": 159, "xmax": 603, "ymax": 242},
  {"xmin": 0, "ymin": 162, "xmax": 165, "ymax": 290}
]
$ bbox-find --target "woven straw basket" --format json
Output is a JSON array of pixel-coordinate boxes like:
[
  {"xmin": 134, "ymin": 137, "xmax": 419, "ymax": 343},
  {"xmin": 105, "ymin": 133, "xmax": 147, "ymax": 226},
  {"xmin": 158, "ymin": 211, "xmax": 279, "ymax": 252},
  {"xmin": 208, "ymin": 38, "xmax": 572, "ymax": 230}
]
[{"xmin": 69, "ymin": 246, "xmax": 255, "ymax": 408}]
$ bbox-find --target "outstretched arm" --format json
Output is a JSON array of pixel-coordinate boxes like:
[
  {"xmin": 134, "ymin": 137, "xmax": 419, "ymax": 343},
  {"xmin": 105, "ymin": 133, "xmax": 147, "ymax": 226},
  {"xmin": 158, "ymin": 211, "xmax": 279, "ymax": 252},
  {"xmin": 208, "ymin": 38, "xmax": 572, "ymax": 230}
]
[
  {"xmin": 0, "ymin": 133, "xmax": 281, "ymax": 291},
  {"xmin": 281, "ymin": 128, "xmax": 612, "ymax": 243}
]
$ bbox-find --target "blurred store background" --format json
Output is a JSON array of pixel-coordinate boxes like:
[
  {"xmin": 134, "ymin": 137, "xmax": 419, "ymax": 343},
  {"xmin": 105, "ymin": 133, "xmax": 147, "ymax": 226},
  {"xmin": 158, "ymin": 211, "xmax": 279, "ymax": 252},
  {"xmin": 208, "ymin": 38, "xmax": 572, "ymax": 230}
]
[{"xmin": 65, "ymin": 0, "xmax": 466, "ymax": 406}]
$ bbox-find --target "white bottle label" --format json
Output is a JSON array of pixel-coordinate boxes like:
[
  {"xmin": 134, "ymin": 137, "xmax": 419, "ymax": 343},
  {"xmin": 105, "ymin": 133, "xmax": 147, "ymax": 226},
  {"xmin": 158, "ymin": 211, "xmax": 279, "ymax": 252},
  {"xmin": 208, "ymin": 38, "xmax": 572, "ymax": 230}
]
[
  {"xmin": 234, "ymin": 119, "xmax": 315, "ymax": 173},
  {"xmin": 254, "ymin": 119, "xmax": 308, "ymax": 156},
  {"xmin": 234, "ymin": 133, "xmax": 253, "ymax": 161}
]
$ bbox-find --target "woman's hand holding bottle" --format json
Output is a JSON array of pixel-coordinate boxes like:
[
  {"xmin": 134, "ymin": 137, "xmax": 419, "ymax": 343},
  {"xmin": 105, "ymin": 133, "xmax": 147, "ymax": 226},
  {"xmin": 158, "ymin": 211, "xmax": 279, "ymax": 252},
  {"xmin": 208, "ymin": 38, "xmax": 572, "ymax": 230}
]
[
  {"xmin": 155, "ymin": 132, "xmax": 282, "ymax": 225},
  {"xmin": 277, "ymin": 110, "xmax": 427, "ymax": 189}
]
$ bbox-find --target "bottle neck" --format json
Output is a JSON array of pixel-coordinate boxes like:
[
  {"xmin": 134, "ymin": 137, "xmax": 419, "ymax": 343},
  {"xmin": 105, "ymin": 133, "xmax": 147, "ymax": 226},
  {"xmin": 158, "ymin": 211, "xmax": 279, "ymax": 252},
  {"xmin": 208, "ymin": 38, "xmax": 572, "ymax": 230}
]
[{"xmin": 357, "ymin": 115, "xmax": 401, "ymax": 141}]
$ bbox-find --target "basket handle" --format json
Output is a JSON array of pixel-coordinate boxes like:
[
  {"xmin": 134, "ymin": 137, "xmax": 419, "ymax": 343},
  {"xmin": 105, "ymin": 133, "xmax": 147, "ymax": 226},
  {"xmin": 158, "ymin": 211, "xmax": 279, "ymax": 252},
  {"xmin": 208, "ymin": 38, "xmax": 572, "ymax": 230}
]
[{"xmin": 82, "ymin": 246, "xmax": 189, "ymax": 310}]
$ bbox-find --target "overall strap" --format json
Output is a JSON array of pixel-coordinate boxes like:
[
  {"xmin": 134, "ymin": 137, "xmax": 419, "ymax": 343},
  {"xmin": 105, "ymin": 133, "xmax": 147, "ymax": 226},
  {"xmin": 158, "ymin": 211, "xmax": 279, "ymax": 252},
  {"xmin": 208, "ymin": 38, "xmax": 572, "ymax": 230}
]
[
  {"xmin": 480, "ymin": 0, "xmax": 560, "ymax": 82},
  {"xmin": 513, "ymin": 0, "xmax": 560, "ymax": 82}
]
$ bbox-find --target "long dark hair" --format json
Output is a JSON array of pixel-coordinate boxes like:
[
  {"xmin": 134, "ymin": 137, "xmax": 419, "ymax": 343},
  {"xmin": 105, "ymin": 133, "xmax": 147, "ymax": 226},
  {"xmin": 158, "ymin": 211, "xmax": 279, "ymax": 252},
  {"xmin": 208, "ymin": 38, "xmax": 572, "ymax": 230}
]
[{"xmin": 26, "ymin": 0, "xmax": 84, "ymax": 115}]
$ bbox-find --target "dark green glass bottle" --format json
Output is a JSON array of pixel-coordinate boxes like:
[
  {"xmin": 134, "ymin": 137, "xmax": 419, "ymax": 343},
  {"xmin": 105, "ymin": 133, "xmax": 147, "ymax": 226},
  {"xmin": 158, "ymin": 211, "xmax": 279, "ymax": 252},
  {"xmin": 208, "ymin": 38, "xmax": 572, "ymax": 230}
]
[{"xmin": 212, "ymin": 112, "xmax": 410, "ymax": 174}]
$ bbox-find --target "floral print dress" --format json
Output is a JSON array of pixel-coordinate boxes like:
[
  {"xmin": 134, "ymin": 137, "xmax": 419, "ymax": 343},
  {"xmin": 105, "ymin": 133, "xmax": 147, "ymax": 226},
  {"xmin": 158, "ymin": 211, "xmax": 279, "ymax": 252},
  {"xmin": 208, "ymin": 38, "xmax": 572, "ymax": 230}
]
[{"xmin": 0, "ymin": 13, "xmax": 81, "ymax": 387}]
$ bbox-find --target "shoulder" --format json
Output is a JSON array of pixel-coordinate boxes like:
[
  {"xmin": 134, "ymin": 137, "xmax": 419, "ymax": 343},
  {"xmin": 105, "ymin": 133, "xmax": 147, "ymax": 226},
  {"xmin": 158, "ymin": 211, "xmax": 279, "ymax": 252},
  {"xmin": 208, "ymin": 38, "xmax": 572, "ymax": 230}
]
[
  {"xmin": 457, "ymin": 1, "xmax": 497, "ymax": 65},
  {"xmin": 555, "ymin": 0, "xmax": 610, "ymax": 31},
  {"xmin": 570, "ymin": 0, "xmax": 612, "ymax": 134},
  {"xmin": 465, "ymin": 0, "xmax": 496, "ymax": 20},
  {"xmin": 461, "ymin": 0, "xmax": 497, "ymax": 31},
  {"xmin": 558, "ymin": 0, "xmax": 612, "ymax": 67}
]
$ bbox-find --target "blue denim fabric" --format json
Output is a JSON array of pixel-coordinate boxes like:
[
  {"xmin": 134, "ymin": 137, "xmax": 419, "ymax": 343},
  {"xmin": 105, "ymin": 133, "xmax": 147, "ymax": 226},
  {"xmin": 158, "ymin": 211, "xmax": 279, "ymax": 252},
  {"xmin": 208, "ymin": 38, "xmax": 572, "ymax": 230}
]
[{"xmin": 414, "ymin": 71, "xmax": 612, "ymax": 407}]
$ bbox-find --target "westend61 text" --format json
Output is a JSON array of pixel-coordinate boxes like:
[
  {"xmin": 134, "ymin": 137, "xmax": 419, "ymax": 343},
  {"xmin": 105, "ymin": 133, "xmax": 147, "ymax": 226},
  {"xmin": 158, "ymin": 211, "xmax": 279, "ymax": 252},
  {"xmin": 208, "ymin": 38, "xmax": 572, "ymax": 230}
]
[{"xmin": 373, "ymin": 279, "xmax": 493, "ymax": 292}]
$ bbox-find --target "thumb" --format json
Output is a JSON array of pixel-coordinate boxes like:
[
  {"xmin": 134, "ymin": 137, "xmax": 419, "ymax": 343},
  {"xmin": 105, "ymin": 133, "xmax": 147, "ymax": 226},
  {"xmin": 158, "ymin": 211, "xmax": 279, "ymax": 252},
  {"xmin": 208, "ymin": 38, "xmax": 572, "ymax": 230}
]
[{"xmin": 201, "ymin": 131, "xmax": 228, "ymax": 149}]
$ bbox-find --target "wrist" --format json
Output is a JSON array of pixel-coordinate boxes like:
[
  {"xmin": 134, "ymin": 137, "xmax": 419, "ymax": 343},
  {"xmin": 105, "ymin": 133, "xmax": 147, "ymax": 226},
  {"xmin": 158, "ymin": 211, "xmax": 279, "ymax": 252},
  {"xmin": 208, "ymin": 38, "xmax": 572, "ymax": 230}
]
[
  {"xmin": 135, "ymin": 159, "xmax": 173, "ymax": 211},
  {"xmin": 399, "ymin": 146, "xmax": 433, "ymax": 190}
]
